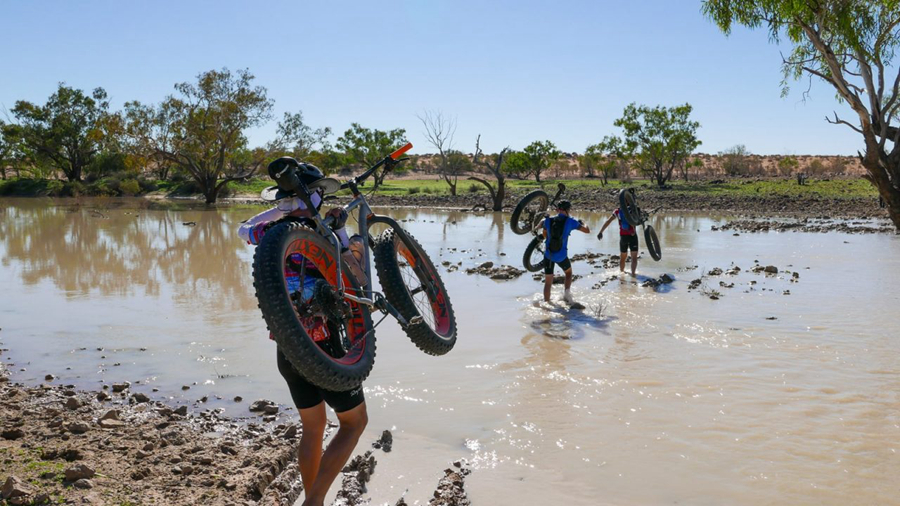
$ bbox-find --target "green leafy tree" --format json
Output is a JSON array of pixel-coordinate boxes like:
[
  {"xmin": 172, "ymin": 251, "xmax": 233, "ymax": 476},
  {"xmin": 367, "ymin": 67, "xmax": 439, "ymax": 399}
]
[
  {"xmin": 336, "ymin": 123, "xmax": 407, "ymax": 189},
  {"xmin": 502, "ymin": 150, "xmax": 530, "ymax": 179},
  {"xmin": 522, "ymin": 140, "xmax": 561, "ymax": 182},
  {"xmin": 703, "ymin": 0, "xmax": 900, "ymax": 228},
  {"xmin": 611, "ymin": 103, "xmax": 701, "ymax": 187},
  {"xmin": 124, "ymin": 68, "xmax": 273, "ymax": 203},
  {"xmin": 270, "ymin": 111, "xmax": 332, "ymax": 160},
  {"xmin": 584, "ymin": 136, "xmax": 627, "ymax": 185},
  {"xmin": 10, "ymin": 84, "xmax": 111, "ymax": 182}
]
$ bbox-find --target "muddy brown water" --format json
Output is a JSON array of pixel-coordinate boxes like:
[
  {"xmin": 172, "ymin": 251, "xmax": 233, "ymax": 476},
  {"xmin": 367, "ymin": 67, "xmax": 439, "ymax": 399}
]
[{"xmin": 1, "ymin": 198, "xmax": 898, "ymax": 505}]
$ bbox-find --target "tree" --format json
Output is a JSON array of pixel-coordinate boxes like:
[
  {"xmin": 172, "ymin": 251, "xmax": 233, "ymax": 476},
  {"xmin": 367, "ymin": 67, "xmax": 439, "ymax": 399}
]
[
  {"xmin": 703, "ymin": 0, "xmax": 900, "ymax": 228},
  {"xmin": 584, "ymin": 136, "xmax": 628, "ymax": 185},
  {"xmin": 522, "ymin": 140, "xmax": 561, "ymax": 182},
  {"xmin": 418, "ymin": 110, "xmax": 462, "ymax": 194},
  {"xmin": 469, "ymin": 134, "xmax": 509, "ymax": 211},
  {"xmin": 10, "ymin": 84, "xmax": 111, "ymax": 182},
  {"xmin": 502, "ymin": 150, "xmax": 530, "ymax": 179},
  {"xmin": 0, "ymin": 120, "xmax": 11, "ymax": 179},
  {"xmin": 270, "ymin": 111, "xmax": 332, "ymax": 160},
  {"xmin": 720, "ymin": 144, "xmax": 751, "ymax": 176},
  {"xmin": 611, "ymin": 103, "xmax": 701, "ymax": 187},
  {"xmin": 778, "ymin": 155, "xmax": 800, "ymax": 176},
  {"xmin": 124, "ymin": 68, "xmax": 273, "ymax": 203},
  {"xmin": 336, "ymin": 123, "xmax": 407, "ymax": 189}
]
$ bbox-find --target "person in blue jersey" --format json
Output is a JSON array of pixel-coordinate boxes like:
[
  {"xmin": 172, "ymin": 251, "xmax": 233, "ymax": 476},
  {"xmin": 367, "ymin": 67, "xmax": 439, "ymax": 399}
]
[{"xmin": 541, "ymin": 200, "xmax": 590, "ymax": 303}]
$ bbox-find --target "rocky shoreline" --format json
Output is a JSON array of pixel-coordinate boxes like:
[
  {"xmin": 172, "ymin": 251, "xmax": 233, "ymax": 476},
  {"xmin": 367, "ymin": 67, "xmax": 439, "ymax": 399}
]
[
  {"xmin": 228, "ymin": 186, "xmax": 893, "ymax": 224},
  {"xmin": 0, "ymin": 360, "xmax": 472, "ymax": 506}
]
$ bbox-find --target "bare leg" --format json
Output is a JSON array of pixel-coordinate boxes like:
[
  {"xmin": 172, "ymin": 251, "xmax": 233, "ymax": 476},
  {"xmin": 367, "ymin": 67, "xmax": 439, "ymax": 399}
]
[
  {"xmin": 297, "ymin": 402, "xmax": 327, "ymax": 495},
  {"xmin": 301, "ymin": 402, "xmax": 368, "ymax": 506},
  {"xmin": 564, "ymin": 268, "xmax": 573, "ymax": 291},
  {"xmin": 630, "ymin": 251, "xmax": 638, "ymax": 276},
  {"xmin": 544, "ymin": 274, "xmax": 553, "ymax": 302},
  {"xmin": 619, "ymin": 253, "xmax": 627, "ymax": 273}
]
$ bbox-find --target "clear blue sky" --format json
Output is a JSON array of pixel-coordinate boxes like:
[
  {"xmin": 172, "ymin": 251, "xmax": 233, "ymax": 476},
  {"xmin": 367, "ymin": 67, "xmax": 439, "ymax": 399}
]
[{"xmin": 0, "ymin": 0, "xmax": 863, "ymax": 155}]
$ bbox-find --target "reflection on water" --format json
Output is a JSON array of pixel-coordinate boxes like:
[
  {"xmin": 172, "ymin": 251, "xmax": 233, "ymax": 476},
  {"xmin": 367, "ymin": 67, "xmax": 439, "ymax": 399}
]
[{"xmin": 1, "ymin": 198, "xmax": 899, "ymax": 506}]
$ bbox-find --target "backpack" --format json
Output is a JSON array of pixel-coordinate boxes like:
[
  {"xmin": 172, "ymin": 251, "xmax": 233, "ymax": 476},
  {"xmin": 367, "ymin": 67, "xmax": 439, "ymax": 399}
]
[{"xmin": 548, "ymin": 215, "xmax": 568, "ymax": 253}]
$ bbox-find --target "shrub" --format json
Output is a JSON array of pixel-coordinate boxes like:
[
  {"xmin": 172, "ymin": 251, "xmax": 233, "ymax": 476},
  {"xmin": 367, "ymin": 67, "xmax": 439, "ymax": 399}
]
[
  {"xmin": 422, "ymin": 186, "xmax": 436, "ymax": 194},
  {"xmin": 407, "ymin": 187, "xmax": 421, "ymax": 195},
  {"xmin": 467, "ymin": 184, "xmax": 481, "ymax": 193},
  {"xmin": 46, "ymin": 180, "xmax": 64, "ymax": 196},
  {"xmin": 119, "ymin": 179, "xmax": 141, "ymax": 195},
  {"xmin": 61, "ymin": 181, "xmax": 86, "ymax": 197}
]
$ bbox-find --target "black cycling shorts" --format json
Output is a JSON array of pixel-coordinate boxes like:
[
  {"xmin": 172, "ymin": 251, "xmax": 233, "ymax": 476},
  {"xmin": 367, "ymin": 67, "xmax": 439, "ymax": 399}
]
[
  {"xmin": 276, "ymin": 348, "xmax": 364, "ymax": 413},
  {"xmin": 543, "ymin": 257, "xmax": 572, "ymax": 275},
  {"xmin": 620, "ymin": 234, "xmax": 639, "ymax": 253}
]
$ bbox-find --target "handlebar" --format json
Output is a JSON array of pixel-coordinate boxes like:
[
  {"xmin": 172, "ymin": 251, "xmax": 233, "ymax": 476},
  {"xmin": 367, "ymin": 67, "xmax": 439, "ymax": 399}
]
[{"xmin": 340, "ymin": 143, "xmax": 413, "ymax": 192}]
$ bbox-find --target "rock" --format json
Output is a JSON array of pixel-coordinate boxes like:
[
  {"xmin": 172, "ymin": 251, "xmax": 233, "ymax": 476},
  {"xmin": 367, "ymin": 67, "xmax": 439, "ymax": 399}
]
[
  {"xmin": 44, "ymin": 374, "xmax": 55, "ymax": 381},
  {"xmin": 96, "ymin": 391, "xmax": 110, "ymax": 402},
  {"xmin": 181, "ymin": 385, "xmax": 190, "ymax": 391},
  {"xmin": 181, "ymin": 465, "xmax": 194, "ymax": 476},
  {"xmin": 99, "ymin": 410, "xmax": 124, "ymax": 428},
  {"xmin": 111, "ymin": 382, "xmax": 130, "ymax": 393},
  {"xmin": 233, "ymin": 396, "xmax": 242, "ymax": 402},
  {"xmin": 1, "ymin": 428, "xmax": 25, "ymax": 440},
  {"xmin": 660, "ymin": 273, "xmax": 675, "ymax": 284},
  {"xmin": 1, "ymin": 476, "xmax": 33, "ymax": 499},
  {"xmin": 688, "ymin": 279, "xmax": 702, "ymax": 290},
  {"xmin": 249, "ymin": 399, "xmax": 275, "ymax": 412},
  {"xmin": 64, "ymin": 397, "xmax": 81, "ymax": 410},
  {"xmin": 64, "ymin": 463, "xmax": 96, "ymax": 481},
  {"xmin": 707, "ymin": 267, "xmax": 723, "ymax": 276},
  {"xmin": 764, "ymin": 265, "xmax": 778, "ymax": 274},
  {"xmin": 73, "ymin": 478, "xmax": 94, "ymax": 489},
  {"xmin": 67, "ymin": 422, "xmax": 90, "ymax": 434},
  {"xmin": 174, "ymin": 406, "xmax": 188, "ymax": 416},
  {"xmin": 372, "ymin": 429, "xmax": 393, "ymax": 452},
  {"xmin": 131, "ymin": 392, "xmax": 149, "ymax": 403},
  {"xmin": 281, "ymin": 425, "xmax": 298, "ymax": 439}
]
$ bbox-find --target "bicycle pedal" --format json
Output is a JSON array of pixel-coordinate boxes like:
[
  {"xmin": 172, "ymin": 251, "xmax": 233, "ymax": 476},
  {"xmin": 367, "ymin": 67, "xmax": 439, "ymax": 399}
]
[{"xmin": 408, "ymin": 316, "xmax": 424, "ymax": 327}]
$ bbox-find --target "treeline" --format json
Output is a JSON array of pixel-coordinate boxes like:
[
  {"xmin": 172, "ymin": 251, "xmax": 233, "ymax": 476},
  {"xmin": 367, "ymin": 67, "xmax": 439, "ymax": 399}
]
[
  {"xmin": 0, "ymin": 67, "xmax": 858, "ymax": 204},
  {"xmin": 0, "ymin": 69, "xmax": 409, "ymax": 203}
]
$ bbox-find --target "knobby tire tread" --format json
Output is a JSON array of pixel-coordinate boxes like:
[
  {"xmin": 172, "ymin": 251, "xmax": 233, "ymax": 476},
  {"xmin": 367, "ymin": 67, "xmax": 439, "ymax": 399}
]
[
  {"xmin": 252, "ymin": 221, "xmax": 374, "ymax": 392},
  {"xmin": 373, "ymin": 228, "xmax": 457, "ymax": 356}
]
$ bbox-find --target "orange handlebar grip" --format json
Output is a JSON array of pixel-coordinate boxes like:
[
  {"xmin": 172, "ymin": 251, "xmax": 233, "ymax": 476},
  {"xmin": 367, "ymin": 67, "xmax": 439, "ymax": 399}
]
[{"xmin": 390, "ymin": 142, "xmax": 413, "ymax": 160}]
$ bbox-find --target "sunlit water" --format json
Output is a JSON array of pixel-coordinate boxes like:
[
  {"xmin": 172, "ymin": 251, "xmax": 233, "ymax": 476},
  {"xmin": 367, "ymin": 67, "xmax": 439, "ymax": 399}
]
[{"xmin": 1, "ymin": 198, "xmax": 898, "ymax": 505}]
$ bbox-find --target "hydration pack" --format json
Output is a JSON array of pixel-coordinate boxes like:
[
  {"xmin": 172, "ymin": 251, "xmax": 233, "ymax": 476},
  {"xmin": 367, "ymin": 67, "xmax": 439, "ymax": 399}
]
[{"xmin": 548, "ymin": 215, "xmax": 568, "ymax": 253}]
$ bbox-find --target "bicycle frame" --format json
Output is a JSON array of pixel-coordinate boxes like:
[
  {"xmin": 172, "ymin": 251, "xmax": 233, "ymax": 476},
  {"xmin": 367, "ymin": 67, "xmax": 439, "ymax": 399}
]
[
  {"xmin": 295, "ymin": 143, "xmax": 418, "ymax": 325},
  {"xmin": 528, "ymin": 183, "xmax": 568, "ymax": 237}
]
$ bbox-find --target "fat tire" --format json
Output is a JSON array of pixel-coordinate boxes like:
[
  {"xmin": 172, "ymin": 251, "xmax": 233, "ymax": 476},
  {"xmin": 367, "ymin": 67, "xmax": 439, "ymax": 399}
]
[
  {"xmin": 253, "ymin": 221, "xmax": 375, "ymax": 391},
  {"xmin": 618, "ymin": 189, "xmax": 642, "ymax": 227},
  {"xmin": 523, "ymin": 236, "xmax": 546, "ymax": 272},
  {"xmin": 373, "ymin": 228, "xmax": 457, "ymax": 356},
  {"xmin": 644, "ymin": 225, "xmax": 662, "ymax": 261},
  {"xmin": 510, "ymin": 190, "xmax": 549, "ymax": 235}
]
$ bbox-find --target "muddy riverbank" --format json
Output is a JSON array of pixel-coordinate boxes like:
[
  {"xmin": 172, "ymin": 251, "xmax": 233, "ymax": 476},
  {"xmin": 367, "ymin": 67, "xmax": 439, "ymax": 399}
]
[{"xmin": 0, "ymin": 362, "xmax": 471, "ymax": 506}]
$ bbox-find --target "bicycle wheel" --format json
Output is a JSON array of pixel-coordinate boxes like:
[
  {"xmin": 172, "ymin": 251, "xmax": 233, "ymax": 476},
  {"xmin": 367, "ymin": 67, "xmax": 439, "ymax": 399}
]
[
  {"xmin": 644, "ymin": 225, "xmax": 662, "ymax": 261},
  {"xmin": 373, "ymin": 228, "xmax": 457, "ymax": 356},
  {"xmin": 510, "ymin": 190, "xmax": 549, "ymax": 235},
  {"xmin": 253, "ymin": 221, "xmax": 375, "ymax": 391},
  {"xmin": 618, "ymin": 189, "xmax": 642, "ymax": 227},
  {"xmin": 522, "ymin": 236, "xmax": 547, "ymax": 272}
]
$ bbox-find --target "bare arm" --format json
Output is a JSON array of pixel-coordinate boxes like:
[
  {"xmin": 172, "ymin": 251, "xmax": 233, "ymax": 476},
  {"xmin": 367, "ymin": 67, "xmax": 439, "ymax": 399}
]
[{"xmin": 598, "ymin": 215, "xmax": 616, "ymax": 235}]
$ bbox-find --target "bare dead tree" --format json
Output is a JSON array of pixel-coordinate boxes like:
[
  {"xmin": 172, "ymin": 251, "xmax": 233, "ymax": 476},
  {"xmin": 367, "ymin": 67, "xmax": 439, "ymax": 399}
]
[
  {"xmin": 469, "ymin": 134, "xmax": 509, "ymax": 211},
  {"xmin": 417, "ymin": 110, "xmax": 460, "ymax": 195}
]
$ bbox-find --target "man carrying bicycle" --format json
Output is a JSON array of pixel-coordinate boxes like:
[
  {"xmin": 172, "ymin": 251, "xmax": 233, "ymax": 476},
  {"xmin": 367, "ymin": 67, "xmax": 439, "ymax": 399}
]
[
  {"xmin": 598, "ymin": 204, "xmax": 639, "ymax": 276},
  {"xmin": 541, "ymin": 200, "xmax": 590, "ymax": 304},
  {"xmin": 238, "ymin": 157, "xmax": 368, "ymax": 506}
]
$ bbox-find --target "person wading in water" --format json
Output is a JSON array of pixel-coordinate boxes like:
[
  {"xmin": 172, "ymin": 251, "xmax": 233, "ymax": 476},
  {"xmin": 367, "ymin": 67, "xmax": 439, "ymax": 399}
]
[
  {"xmin": 541, "ymin": 200, "xmax": 590, "ymax": 304},
  {"xmin": 238, "ymin": 157, "xmax": 368, "ymax": 506},
  {"xmin": 598, "ymin": 205, "xmax": 639, "ymax": 276}
]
